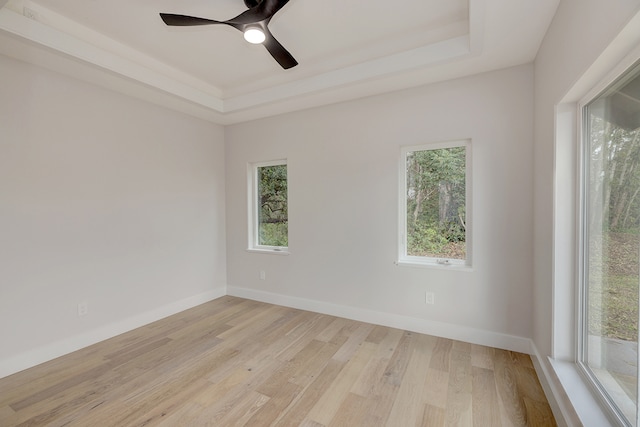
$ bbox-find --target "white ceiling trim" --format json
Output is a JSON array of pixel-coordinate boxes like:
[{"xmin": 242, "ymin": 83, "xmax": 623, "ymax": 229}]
[
  {"xmin": 468, "ymin": 0, "xmax": 485, "ymax": 54},
  {"xmin": 0, "ymin": 1, "xmax": 489, "ymax": 124},
  {"xmin": 0, "ymin": 8, "xmax": 225, "ymax": 111},
  {"xmin": 224, "ymin": 35, "xmax": 471, "ymax": 112}
]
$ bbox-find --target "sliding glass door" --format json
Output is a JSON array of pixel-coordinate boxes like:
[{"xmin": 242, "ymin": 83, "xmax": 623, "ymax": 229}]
[{"xmin": 580, "ymin": 62, "xmax": 640, "ymax": 426}]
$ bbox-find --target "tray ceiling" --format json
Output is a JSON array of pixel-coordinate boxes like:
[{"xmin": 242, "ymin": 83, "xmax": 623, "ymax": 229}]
[{"xmin": 0, "ymin": 0, "xmax": 559, "ymax": 124}]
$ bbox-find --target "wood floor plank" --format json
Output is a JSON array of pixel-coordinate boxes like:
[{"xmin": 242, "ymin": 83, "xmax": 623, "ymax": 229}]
[
  {"xmin": 271, "ymin": 359, "xmax": 346, "ymax": 427},
  {"xmin": 196, "ymin": 366, "xmax": 253, "ymax": 408},
  {"xmin": 305, "ymin": 341, "xmax": 377, "ymax": 425},
  {"xmin": 332, "ymin": 323, "xmax": 375, "ymax": 362},
  {"xmin": 262, "ymin": 338, "xmax": 340, "ymax": 395},
  {"xmin": 383, "ymin": 330, "xmax": 415, "ymax": 386},
  {"xmin": 215, "ymin": 304, "xmax": 292, "ymax": 341},
  {"xmin": 257, "ymin": 340, "xmax": 324, "ymax": 396},
  {"xmin": 214, "ymin": 390, "xmax": 271, "ymax": 427},
  {"xmin": 153, "ymin": 402, "xmax": 204, "ymax": 427},
  {"xmin": 290, "ymin": 340, "xmax": 343, "ymax": 388},
  {"xmin": 204, "ymin": 298, "xmax": 264, "ymax": 327},
  {"xmin": 421, "ymin": 403, "xmax": 446, "ymax": 427},
  {"xmin": 523, "ymin": 396, "xmax": 557, "ymax": 427},
  {"xmin": 0, "ymin": 297, "xmax": 556, "ymax": 427},
  {"xmin": 365, "ymin": 371, "xmax": 402, "ymax": 425},
  {"xmin": 515, "ymin": 366, "xmax": 549, "ymax": 403},
  {"xmin": 470, "ymin": 344, "xmax": 495, "ymax": 370},
  {"xmin": 350, "ymin": 356, "xmax": 391, "ymax": 398},
  {"xmin": 328, "ymin": 392, "xmax": 381, "ymax": 427},
  {"xmin": 222, "ymin": 300, "xmax": 277, "ymax": 328},
  {"xmin": 179, "ymin": 357, "xmax": 286, "ymax": 426},
  {"xmin": 314, "ymin": 317, "xmax": 349, "ymax": 342},
  {"xmin": 472, "ymin": 366, "xmax": 501, "ymax": 427},
  {"xmin": 385, "ymin": 334, "xmax": 434, "ymax": 426},
  {"xmin": 205, "ymin": 309, "xmax": 311, "ymax": 384},
  {"xmin": 0, "ymin": 405, "xmax": 17, "ymax": 426},
  {"xmin": 71, "ymin": 378, "xmax": 211, "ymax": 427},
  {"xmin": 429, "ymin": 337, "xmax": 453, "ymax": 372},
  {"xmin": 274, "ymin": 314, "xmax": 338, "ymax": 363},
  {"xmin": 349, "ymin": 326, "xmax": 404, "ymax": 422},
  {"xmin": 243, "ymin": 381, "xmax": 301, "ymax": 427},
  {"xmin": 445, "ymin": 346, "xmax": 474, "ymax": 426},
  {"xmin": 422, "ymin": 367, "xmax": 449, "ymax": 409},
  {"xmin": 510, "ymin": 350, "xmax": 536, "ymax": 369},
  {"xmin": 70, "ymin": 337, "xmax": 232, "ymax": 426},
  {"xmin": 0, "ymin": 356, "xmax": 104, "ymax": 408},
  {"xmin": 371, "ymin": 327, "xmax": 405, "ymax": 360},
  {"xmin": 10, "ymin": 362, "xmax": 113, "ymax": 411},
  {"xmin": 241, "ymin": 314, "xmax": 332, "ymax": 378},
  {"xmin": 453, "ymin": 340, "xmax": 472, "ymax": 353},
  {"xmin": 494, "ymin": 349, "xmax": 528, "ymax": 426},
  {"xmin": 364, "ymin": 325, "xmax": 390, "ymax": 344}
]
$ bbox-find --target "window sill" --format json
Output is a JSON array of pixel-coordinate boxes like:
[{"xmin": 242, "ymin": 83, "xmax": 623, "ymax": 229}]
[
  {"xmin": 549, "ymin": 358, "xmax": 619, "ymax": 426},
  {"xmin": 246, "ymin": 248, "xmax": 290, "ymax": 256},
  {"xmin": 395, "ymin": 260, "xmax": 473, "ymax": 272}
]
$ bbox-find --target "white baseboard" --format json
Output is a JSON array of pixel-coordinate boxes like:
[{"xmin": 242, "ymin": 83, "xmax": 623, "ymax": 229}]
[
  {"xmin": 0, "ymin": 285, "xmax": 539, "ymax": 384},
  {"xmin": 227, "ymin": 285, "xmax": 531, "ymax": 354},
  {"xmin": 0, "ymin": 287, "xmax": 226, "ymax": 379}
]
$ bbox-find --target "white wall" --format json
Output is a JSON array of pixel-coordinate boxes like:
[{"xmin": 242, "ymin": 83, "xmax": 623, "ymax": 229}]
[
  {"xmin": 533, "ymin": 0, "xmax": 640, "ymax": 360},
  {"xmin": 0, "ymin": 55, "xmax": 227, "ymax": 376},
  {"xmin": 533, "ymin": 0, "xmax": 640, "ymax": 423},
  {"xmin": 225, "ymin": 64, "xmax": 534, "ymax": 351}
]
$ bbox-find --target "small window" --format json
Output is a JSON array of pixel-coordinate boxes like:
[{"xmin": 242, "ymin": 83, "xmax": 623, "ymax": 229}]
[
  {"xmin": 248, "ymin": 160, "xmax": 288, "ymax": 252},
  {"xmin": 399, "ymin": 140, "xmax": 470, "ymax": 266}
]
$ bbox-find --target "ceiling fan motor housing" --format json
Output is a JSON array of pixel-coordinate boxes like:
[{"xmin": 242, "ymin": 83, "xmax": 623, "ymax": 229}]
[
  {"xmin": 244, "ymin": 0, "xmax": 262, "ymax": 8},
  {"xmin": 160, "ymin": 0, "xmax": 297, "ymax": 69}
]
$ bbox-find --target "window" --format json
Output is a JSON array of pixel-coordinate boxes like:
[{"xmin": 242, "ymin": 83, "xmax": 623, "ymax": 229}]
[
  {"xmin": 579, "ymin": 61, "xmax": 640, "ymax": 426},
  {"xmin": 248, "ymin": 160, "xmax": 288, "ymax": 252},
  {"xmin": 399, "ymin": 140, "xmax": 470, "ymax": 266}
]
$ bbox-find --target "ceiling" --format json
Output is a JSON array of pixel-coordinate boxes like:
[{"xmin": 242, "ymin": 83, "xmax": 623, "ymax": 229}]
[{"xmin": 0, "ymin": 0, "xmax": 560, "ymax": 124}]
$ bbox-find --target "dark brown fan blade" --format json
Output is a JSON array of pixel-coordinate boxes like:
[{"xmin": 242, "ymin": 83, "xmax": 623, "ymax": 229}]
[
  {"xmin": 160, "ymin": 13, "xmax": 222, "ymax": 26},
  {"xmin": 225, "ymin": 8, "xmax": 267, "ymax": 25},
  {"xmin": 261, "ymin": 0, "xmax": 291, "ymax": 16},
  {"xmin": 263, "ymin": 28, "xmax": 297, "ymax": 69}
]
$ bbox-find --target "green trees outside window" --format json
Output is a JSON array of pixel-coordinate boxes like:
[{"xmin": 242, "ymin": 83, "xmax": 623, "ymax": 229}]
[
  {"xmin": 405, "ymin": 145, "xmax": 467, "ymax": 260},
  {"xmin": 257, "ymin": 163, "xmax": 288, "ymax": 247}
]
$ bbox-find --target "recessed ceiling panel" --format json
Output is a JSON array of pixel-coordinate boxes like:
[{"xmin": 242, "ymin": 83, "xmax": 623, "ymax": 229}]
[
  {"xmin": 0, "ymin": 0, "xmax": 561, "ymax": 123},
  {"xmin": 19, "ymin": 0, "xmax": 468, "ymax": 93}
]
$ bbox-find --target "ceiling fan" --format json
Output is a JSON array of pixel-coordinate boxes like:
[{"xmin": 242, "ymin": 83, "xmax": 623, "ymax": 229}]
[{"xmin": 160, "ymin": 0, "xmax": 298, "ymax": 70}]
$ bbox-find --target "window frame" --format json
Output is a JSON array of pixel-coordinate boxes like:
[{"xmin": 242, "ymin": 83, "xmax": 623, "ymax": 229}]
[
  {"xmin": 247, "ymin": 159, "xmax": 289, "ymax": 254},
  {"xmin": 397, "ymin": 139, "xmax": 472, "ymax": 268},
  {"xmin": 576, "ymin": 60, "xmax": 640, "ymax": 427}
]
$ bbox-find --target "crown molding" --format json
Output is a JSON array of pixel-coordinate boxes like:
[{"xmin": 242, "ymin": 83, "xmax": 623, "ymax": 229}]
[{"xmin": 0, "ymin": 2, "xmax": 485, "ymax": 124}]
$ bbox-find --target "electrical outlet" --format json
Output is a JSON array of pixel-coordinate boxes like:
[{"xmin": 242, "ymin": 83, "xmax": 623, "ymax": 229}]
[
  {"xmin": 425, "ymin": 292, "xmax": 435, "ymax": 305},
  {"xmin": 77, "ymin": 301, "xmax": 88, "ymax": 317},
  {"xmin": 259, "ymin": 270, "xmax": 266, "ymax": 280}
]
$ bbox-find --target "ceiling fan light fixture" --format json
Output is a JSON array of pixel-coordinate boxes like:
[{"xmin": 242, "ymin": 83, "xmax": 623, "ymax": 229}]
[
  {"xmin": 244, "ymin": 27, "xmax": 266, "ymax": 44},
  {"xmin": 160, "ymin": 0, "xmax": 298, "ymax": 69}
]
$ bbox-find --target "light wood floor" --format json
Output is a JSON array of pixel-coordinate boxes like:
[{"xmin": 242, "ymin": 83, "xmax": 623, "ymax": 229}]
[{"xmin": 0, "ymin": 297, "xmax": 556, "ymax": 426}]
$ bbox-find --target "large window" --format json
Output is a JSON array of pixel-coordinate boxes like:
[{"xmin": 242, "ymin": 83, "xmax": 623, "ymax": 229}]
[
  {"xmin": 580, "ymin": 62, "xmax": 640, "ymax": 426},
  {"xmin": 249, "ymin": 160, "xmax": 288, "ymax": 251},
  {"xmin": 399, "ymin": 140, "xmax": 470, "ymax": 266}
]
